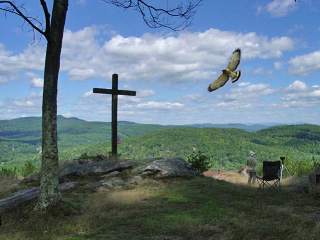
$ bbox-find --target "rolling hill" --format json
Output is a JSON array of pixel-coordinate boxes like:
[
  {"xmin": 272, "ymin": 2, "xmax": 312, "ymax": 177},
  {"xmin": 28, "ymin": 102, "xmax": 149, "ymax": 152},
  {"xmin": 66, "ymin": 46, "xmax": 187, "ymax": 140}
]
[
  {"xmin": 0, "ymin": 116, "xmax": 190, "ymax": 166},
  {"xmin": 57, "ymin": 124, "xmax": 320, "ymax": 172},
  {"xmin": 1, "ymin": 116, "xmax": 319, "ymax": 172},
  {"xmin": 0, "ymin": 115, "xmax": 274, "ymax": 161}
]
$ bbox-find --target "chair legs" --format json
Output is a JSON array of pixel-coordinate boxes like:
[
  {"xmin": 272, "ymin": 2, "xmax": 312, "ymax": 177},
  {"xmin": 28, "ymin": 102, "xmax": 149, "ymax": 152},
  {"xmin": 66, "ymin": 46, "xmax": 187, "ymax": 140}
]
[{"xmin": 257, "ymin": 178, "xmax": 280, "ymax": 191}]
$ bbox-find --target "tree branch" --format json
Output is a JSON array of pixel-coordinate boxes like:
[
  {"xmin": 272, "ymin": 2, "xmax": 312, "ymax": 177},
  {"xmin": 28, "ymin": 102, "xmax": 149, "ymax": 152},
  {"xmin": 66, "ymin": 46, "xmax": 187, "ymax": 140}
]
[
  {"xmin": 0, "ymin": 0, "xmax": 48, "ymax": 38},
  {"xmin": 40, "ymin": 0, "xmax": 51, "ymax": 38},
  {"xmin": 102, "ymin": 0, "xmax": 203, "ymax": 31}
]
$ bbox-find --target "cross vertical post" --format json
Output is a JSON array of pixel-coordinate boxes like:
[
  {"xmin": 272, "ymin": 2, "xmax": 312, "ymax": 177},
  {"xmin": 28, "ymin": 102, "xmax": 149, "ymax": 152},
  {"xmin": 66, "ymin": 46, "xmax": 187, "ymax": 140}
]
[
  {"xmin": 111, "ymin": 74, "xmax": 118, "ymax": 156},
  {"xmin": 93, "ymin": 74, "xmax": 136, "ymax": 160}
]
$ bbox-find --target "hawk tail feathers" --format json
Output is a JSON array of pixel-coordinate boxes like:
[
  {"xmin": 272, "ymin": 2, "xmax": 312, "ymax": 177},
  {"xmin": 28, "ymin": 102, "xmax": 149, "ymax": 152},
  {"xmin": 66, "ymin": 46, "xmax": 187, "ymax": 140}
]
[{"xmin": 231, "ymin": 70, "xmax": 241, "ymax": 83}]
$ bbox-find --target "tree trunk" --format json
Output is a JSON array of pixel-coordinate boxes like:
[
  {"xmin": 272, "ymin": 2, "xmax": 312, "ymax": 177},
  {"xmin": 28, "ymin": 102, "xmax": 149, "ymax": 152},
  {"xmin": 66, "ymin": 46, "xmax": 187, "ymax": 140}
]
[{"xmin": 37, "ymin": 0, "xmax": 68, "ymax": 210}]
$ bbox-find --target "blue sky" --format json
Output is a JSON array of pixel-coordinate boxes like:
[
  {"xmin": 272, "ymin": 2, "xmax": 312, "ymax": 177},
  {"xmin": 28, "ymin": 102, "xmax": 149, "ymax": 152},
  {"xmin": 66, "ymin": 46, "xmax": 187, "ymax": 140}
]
[{"xmin": 0, "ymin": 0, "xmax": 319, "ymax": 125}]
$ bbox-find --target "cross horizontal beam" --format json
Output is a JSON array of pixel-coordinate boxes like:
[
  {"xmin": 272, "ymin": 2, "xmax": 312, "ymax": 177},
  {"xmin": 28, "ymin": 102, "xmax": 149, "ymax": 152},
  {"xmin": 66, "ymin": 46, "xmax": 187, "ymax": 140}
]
[{"xmin": 93, "ymin": 88, "xmax": 136, "ymax": 96}]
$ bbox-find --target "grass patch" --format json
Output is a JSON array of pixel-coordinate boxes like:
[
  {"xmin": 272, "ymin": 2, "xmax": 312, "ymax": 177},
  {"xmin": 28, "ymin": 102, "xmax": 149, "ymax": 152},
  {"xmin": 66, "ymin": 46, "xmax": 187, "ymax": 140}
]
[{"xmin": 1, "ymin": 175, "xmax": 320, "ymax": 239}]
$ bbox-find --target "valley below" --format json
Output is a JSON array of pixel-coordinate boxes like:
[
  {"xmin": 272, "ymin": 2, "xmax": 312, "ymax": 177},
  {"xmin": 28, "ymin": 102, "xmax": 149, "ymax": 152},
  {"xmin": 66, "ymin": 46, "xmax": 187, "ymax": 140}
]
[{"xmin": 1, "ymin": 116, "xmax": 320, "ymax": 176}]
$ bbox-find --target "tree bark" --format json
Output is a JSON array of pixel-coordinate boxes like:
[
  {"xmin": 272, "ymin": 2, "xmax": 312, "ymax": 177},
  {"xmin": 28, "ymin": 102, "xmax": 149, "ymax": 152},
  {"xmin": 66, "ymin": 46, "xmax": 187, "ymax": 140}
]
[{"xmin": 37, "ymin": 0, "xmax": 68, "ymax": 210}]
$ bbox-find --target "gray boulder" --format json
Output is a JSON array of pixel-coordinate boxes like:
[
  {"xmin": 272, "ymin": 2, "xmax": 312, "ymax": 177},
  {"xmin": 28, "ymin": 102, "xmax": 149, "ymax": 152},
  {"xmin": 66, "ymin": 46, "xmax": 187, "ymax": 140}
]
[
  {"xmin": 60, "ymin": 181, "xmax": 78, "ymax": 190},
  {"xmin": 101, "ymin": 171, "xmax": 121, "ymax": 178},
  {"xmin": 101, "ymin": 177, "xmax": 127, "ymax": 189},
  {"xmin": 97, "ymin": 186, "xmax": 110, "ymax": 192},
  {"xmin": 129, "ymin": 157, "xmax": 162, "ymax": 164},
  {"xmin": 59, "ymin": 161, "xmax": 132, "ymax": 178},
  {"xmin": 132, "ymin": 157, "xmax": 198, "ymax": 178},
  {"xmin": 84, "ymin": 182, "xmax": 102, "ymax": 189},
  {"xmin": 127, "ymin": 176, "xmax": 143, "ymax": 185}
]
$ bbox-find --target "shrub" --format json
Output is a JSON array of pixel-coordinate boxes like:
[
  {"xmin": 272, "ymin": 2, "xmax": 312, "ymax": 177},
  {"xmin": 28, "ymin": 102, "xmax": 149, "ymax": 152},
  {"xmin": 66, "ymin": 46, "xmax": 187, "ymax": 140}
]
[
  {"xmin": 80, "ymin": 152, "xmax": 100, "ymax": 160},
  {"xmin": 80, "ymin": 153, "xmax": 89, "ymax": 159},
  {"xmin": 283, "ymin": 155, "xmax": 316, "ymax": 177},
  {"xmin": 20, "ymin": 161, "xmax": 36, "ymax": 177},
  {"xmin": 0, "ymin": 167, "xmax": 17, "ymax": 179},
  {"xmin": 293, "ymin": 159, "xmax": 314, "ymax": 176},
  {"xmin": 187, "ymin": 151, "xmax": 211, "ymax": 173}
]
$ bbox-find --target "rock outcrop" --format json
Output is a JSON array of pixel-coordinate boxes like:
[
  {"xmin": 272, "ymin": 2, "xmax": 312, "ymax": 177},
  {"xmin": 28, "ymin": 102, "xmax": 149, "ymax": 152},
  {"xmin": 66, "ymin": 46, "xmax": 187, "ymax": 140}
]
[
  {"xmin": 59, "ymin": 161, "xmax": 133, "ymax": 178},
  {"xmin": 237, "ymin": 166, "xmax": 249, "ymax": 177},
  {"xmin": 1, "ymin": 157, "xmax": 196, "ymax": 218},
  {"xmin": 126, "ymin": 176, "xmax": 143, "ymax": 185},
  {"xmin": 132, "ymin": 157, "xmax": 198, "ymax": 178},
  {"xmin": 101, "ymin": 177, "xmax": 127, "ymax": 189}
]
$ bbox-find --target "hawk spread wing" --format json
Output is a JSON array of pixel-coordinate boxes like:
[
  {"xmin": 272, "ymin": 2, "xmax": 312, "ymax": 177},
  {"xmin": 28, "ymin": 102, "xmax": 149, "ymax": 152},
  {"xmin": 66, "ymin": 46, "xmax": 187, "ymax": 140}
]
[
  {"xmin": 207, "ymin": 73, "xmax": 229, "ymax": 92},
  {"xmin": 227, "ymin": 48, "xmax": 241, "ymax": 71},
  {"xmin": 208, "ymin": 48, "xmax": 241, "ymax": 92}
]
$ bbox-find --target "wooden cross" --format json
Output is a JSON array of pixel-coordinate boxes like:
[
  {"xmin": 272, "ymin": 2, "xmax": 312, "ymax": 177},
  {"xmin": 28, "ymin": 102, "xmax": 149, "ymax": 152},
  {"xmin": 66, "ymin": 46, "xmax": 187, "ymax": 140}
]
[{"xmin": 93, "ymin": 74, "xmax": 136, "ymax": 158}]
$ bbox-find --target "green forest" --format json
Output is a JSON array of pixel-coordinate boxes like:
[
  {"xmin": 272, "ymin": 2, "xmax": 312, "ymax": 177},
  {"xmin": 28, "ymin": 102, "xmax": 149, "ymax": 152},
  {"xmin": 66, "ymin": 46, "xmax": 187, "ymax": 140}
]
[
  {"xmin": 0, "ymin": 116, "xmax": 185, "ymax": 167},
  {"xmin": 59, "ymin": 124, "xmax": 320, "ymax": 171},
  {"xmin": 1, "ymin": 116, "xmax": 320, "ymax": 176}
]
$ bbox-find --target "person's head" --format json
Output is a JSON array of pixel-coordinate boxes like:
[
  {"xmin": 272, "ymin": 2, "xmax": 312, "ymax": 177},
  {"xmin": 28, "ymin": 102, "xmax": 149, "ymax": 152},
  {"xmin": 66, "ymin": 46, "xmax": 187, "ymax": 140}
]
[{"xmin": 250, "ymin": 151, "xmax": 255, "ymax": 157}]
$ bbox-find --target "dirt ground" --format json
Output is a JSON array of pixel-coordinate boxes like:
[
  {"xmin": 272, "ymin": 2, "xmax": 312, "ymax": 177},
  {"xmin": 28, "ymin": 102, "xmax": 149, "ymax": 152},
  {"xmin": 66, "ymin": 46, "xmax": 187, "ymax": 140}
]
[
  {"xmin": 204, "ymin": 169, "xmax": 250, "ymax": 185},
  {"xmin": 203, "ymin": 169, "xmax": 303, "ymax": 189}
]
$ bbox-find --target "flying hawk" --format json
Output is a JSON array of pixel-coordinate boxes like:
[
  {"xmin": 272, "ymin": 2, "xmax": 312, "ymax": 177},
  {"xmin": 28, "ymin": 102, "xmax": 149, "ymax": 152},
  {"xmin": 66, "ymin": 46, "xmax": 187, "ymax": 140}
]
[{"xmin": 208, "ymin": 48, "xmax": 241, "ymax": 92}]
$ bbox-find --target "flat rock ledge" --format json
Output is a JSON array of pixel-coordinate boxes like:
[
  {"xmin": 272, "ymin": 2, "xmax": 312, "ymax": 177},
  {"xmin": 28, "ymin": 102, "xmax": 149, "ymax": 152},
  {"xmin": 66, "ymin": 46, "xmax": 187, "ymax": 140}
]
[
  {"xmin": 132, "ymin": 157, "xmax": 198, "ymax": 178},
  {"xmin": 60, "ymin": 157, "xmax": 198, "ymax": 179},
  {"xmin": 59, "ymin": 161, "xmax": 133, "ymax": 178}
]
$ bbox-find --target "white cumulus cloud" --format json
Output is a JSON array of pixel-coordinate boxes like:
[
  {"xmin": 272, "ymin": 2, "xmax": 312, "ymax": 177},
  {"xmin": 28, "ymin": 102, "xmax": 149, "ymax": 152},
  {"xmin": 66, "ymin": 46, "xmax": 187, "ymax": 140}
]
[
  {"xmin": 0, "ymin": 26, "xmax": 296, "ymax": 86},
  {"xmin": 258, "ymin": 0, "xmax": 298, "ymax": 17},
  {"xmin": 281, "ymin": 80, "xmax": 320, "ymax": 108},
  {"xmin": 274, "ymin": 62, "xmax": 285, "ymax": 70},
  {"xmin": 137, "ymin": 101, "xmax": 184, "ymax": 110},
  {"xmin": 238, "ymin": 82, "xmax": 250, "ymax": 87},
  {"xmin": 178, "ymin": 93, "xmax": 206, "ymax": 103},
  {"xmin": 30, "ymin": 77, "xmax": 44, "ymax": 88},
  {"xmin": 137, "ymin": 89, "xmax": 156, "ymax": 98},
  {"xmin": 252, "ymin": 68, "xmax": 273, "ymax": 76},
  {"xmin": 285, "ymin": 80, "xmax": 308, "ymax": 92},
  {"xmin": 13, "ymin": 100, "xmax": 35, "ymax": 107},
  {"xmin": 288, "ymin": 51, "xmax": 320, "ymax": 77},
  {"xmin": 5, "ymin": 91, "xmax": 43, "ymax": 118},
  {"xmin": 224, "ymin": 83, "xmax": 276, "ymax": 101},
  {"xmin": 59, "ymin": 27, "xmax": 295, "ymax": 84}
]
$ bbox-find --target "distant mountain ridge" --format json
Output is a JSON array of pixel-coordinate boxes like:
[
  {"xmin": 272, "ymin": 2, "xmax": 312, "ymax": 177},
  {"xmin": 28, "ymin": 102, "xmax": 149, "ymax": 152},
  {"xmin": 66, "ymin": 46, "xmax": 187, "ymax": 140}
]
[
  {"xmin": 184, "ymin": 123, "xmax": 282, "ymax": 132},
  {"xmin": 0, "ymin": 115, "xmax": 284, "ymax": 134}
]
